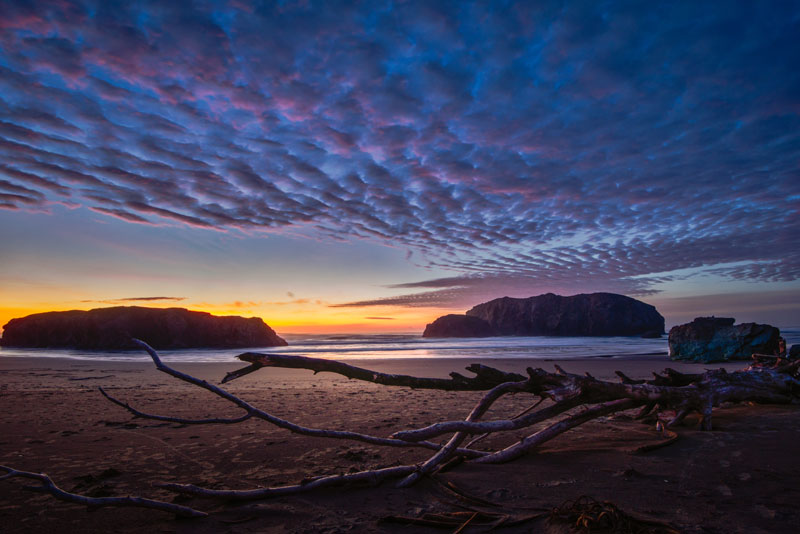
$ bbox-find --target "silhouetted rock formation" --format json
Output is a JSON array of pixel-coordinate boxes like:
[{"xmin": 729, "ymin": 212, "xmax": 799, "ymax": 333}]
[
  {"xmin": 424, "ymin": 293, "xmax": 665, "ymax": 338},
  {"xmin": 668, "ymin": 317, "xmax": 780, "ymax": 362},
  {"xmin": 422, "ymin": 314, "xmax": 497, "ymax": 338},
  {"xmin": 0, "ymin": 307, "xmax": 287, "ymax": 350}
]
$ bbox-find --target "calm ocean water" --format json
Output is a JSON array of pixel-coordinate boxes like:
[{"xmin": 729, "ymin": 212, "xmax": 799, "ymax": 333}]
[{"xmin": 1, "ymin": 328, "xmax": 798, "ymax": 363}]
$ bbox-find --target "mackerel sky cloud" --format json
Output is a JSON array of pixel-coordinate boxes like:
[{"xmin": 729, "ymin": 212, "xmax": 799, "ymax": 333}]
[{"xmin": 1, "ymin": 0, "xmax": 798, "ymax": 328}]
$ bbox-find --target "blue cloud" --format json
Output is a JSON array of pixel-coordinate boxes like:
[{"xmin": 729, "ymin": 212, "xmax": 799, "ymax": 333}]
[{"xmin": 0, "ymin": 0, "xmax": 798, "ymax": 307}]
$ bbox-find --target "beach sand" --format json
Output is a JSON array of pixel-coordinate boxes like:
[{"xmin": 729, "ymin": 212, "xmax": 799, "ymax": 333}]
[{"xmin": 1, "ymin": 355, "xmax": 798, "ymax": 533}]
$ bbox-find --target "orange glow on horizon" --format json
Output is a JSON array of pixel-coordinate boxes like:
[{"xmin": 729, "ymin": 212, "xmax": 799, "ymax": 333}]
[{"xmin": 0, "ymin": 301, "xmax": 455, "ymax": 337}]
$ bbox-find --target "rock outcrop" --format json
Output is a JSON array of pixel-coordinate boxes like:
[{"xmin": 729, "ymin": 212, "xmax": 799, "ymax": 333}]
[
  {"xmin": 422, "ymin": 314, "xmax": 497, "ymax": 338},
  {"xmin": 467, "ymin": 293, "xmax": 664, "ymax": 337},
  {"xmin": 424, "ymin": 293, "xmax": 665, "ymax": 338},
  {"xmin": 668, "ymin": 317, "xmax": 780, "ymax": 362},
  {"xmin": 0, "ymin": 307, "xmax": 287, "ymax": 350}
]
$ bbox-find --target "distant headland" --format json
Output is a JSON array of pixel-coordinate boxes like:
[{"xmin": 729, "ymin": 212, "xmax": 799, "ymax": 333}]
[
  {"xmin": 0, "ymin": 306, "xmax": 287, "ymax": 350},
  {"xmin": 423, "ymin": 292, "xmax": 665, "ymax": 338}
]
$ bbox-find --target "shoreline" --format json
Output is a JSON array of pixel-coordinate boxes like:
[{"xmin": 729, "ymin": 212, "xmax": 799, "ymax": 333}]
[{"xmin": 0, "ymin": 353, "xmax": 748, "ymax": 383}]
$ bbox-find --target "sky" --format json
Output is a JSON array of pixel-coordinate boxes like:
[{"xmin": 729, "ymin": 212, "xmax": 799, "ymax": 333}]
[{"xmin": 0, "ymin": 0, "xmax": 799, "ymax": 334}]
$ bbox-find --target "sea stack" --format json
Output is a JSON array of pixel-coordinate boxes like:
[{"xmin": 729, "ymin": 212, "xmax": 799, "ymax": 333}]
[
  {"xmin": 0, "ymin": 306, "xmax": 287, "ymax": 350},
  {"xmin": 423, "ymin": 292, "xmax": 664, "ymax": 338}
]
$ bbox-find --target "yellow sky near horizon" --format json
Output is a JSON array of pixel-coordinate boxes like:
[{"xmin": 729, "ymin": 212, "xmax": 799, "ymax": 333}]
[
  {"xmin": 0, "ymin": 300, "xmax": 454, "ymax": 336},
  {"xmin": 5, "ymin": 284, "xmax": 800, "ymax": 338}
]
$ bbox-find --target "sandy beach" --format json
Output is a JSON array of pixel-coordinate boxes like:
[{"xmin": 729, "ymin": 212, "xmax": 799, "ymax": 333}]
[{"xmin": 1, "ymin": 355, "xmax": 798, "ymax": 533}]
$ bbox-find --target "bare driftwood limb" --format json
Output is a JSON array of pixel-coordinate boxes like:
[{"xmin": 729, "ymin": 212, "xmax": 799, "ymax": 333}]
[
  {"xmin": 0, "ymin": 465, "xmax": 206, "ymax": 518},
  {"xmin": 142, "ymin": 341, "xmax": 800, "ymax": 466},
  {"xmin": 99, "ymin": 387, "xmax": 254, "ymax": 425},
  {"xmin": 223, "ymin": 351, "xmax": 527, "ymax": 389},
  {"xmin": 33, "ymin": 338, "xmax": 791, "ymax": 519},
  {"xmin": 391, "ymin": 397, "xmax": 583, "ymax": 442},
  {"xmin": 226, "ymin": 351, "xmax": 800, "ymax": 434},
  {"xmin": 158, "ymin": 465, "xmax": 419, "ymax": 500},
  {"xmin": 392, "ymin": 362, "xmax": 800, "ymax": 446},
  {"xmin": 474, "ymin": 398, "xmax": 641, "ymax": 464},
  {"xmin": 463, "ymin": 397, "xmax": 547, "ymax": 450}
]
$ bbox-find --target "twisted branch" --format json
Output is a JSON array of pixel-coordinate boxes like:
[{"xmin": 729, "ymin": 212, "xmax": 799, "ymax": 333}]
[
  {"xmin": 99, "ymin": 386, "xmax": 253, "ymax": 425},
  {"xmin": 223, "ymin": 351, "xmax": 527, "ymax": 389},
  {"xmin": 474, "ymin": 398, "xmax": 642, "ymax": 464},
  {"xmin": 158, "ymin": 465, "xmax": 418, "ymax": 501},
  {"xmin": 0, "ymin": 465, "xmax": 206, "ymax": 518}
]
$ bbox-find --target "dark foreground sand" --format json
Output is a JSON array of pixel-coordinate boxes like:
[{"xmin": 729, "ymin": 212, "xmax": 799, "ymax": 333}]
[{"xmin": 1, "ymin": 355, "xmax": 798, "ymax": 533}]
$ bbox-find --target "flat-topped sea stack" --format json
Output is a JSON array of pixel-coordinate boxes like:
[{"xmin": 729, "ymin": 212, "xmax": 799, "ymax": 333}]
[
  {"xmin": 0, "ymin": 306, "xmax": 287, "ymax": 350},
  {"xmin": 668, "ymin": 317, "xmax": 780, "ymax": 363},
  {"xmin": 423, "ymin": 292, "xmax": 664, "ymax": 338}
]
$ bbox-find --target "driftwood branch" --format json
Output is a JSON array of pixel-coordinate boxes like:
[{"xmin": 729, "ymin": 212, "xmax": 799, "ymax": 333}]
[
  {"xmin": 15, "ymin": 338, "xmax": 798, "ymax": 520},
  {"xmin": 99, "ymin": 387, "xmax": 253, "ymax": 425},
  {"xmin": 0, "ymin": 465, "xmax": 206, "ymax": 518},
  {"xmin": 391, "ymin": 396, "xmax": 584, "ymax": 442},
  {"xmin": 158, "ymin": 465, "xmax": 419, "ymax": 501},
  {"xmin": 223, "ymin": 351, "xmax": 527, "ymax": 389},
  {"xmin": 136, "ymin": 342, "xmax": 800, "ymax": 485},
  {"xmin": 474, "ymin": 398, "xmax": 641, "ymax": 464}
]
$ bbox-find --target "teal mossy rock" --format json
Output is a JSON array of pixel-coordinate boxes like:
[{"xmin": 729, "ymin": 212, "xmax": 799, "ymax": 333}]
[{"xmin": 668, "ymin": 317, "xmax": 780, "ymax": 362}]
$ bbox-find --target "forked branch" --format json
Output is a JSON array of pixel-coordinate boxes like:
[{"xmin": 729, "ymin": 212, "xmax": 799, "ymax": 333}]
[{"xmin": 223, "ymin": 351, "xmax": 527, "ymax": 389}]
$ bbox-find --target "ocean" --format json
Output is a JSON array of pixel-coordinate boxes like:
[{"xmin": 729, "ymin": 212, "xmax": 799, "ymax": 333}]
[{"xmin": 1, "ymin": 328, "xmax": 798, "ymax": 363}]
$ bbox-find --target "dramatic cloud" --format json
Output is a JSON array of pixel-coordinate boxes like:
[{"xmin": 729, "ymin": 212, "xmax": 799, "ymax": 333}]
[{"xmin": 1, "ymin": 1, "xmax": 798, "ymax": 307}]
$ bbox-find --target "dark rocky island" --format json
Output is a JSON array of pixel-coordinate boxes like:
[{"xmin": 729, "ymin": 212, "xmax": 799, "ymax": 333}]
[
  {"xmin": 423, "ymin": 292, "xmax": 664, "ymax": 338},
  {"xmin": 0, "ymin": 306, "xmax": 287, "ymax": 350},
  {"xmin": 668, "ymin": 317, "xmax": 780, "ymax": 363}
]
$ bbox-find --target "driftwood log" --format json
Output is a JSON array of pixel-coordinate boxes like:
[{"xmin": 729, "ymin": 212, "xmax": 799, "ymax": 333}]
[{"xmin": 3, "ymin": 338, "xmax": 800, "ymax": 518}]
